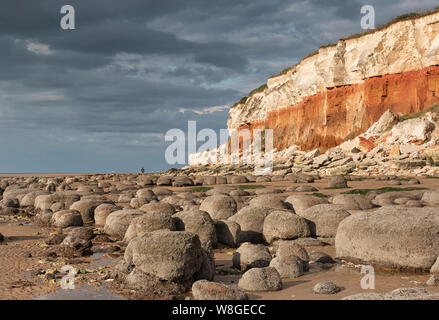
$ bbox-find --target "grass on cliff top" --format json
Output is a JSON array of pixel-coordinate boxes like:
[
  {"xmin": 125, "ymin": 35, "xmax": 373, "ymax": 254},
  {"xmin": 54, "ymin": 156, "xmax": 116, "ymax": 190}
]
[
  {"xmin": 231, "ymin": 84, "xmax": 268, "ymax": 108},
  {"xmin": 342, "ymin": 187, "xmax": 427, "ymax": 195}
]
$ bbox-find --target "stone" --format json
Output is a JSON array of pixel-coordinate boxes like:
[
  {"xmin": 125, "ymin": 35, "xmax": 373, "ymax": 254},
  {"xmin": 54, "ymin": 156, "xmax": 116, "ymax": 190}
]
[
  {"xmin": 284, "ymin": 195, "xmax": 328, "ymax": 215},
  {"xmin": 139, "ymin": 201, "xmax": 176, "ymax": 215},
  {"xmin": 51, "ymin": 210, "xmax": 83, "ymax": 228},
  {"xmin": 135, "ymin": 188, "xmax": 157, "ymax": 201},
  {"xmin": 0, "ymin": 232, "xmax": 4, "ymax": 242},
  {"xmin": 248, "ymin": 195, "xmax": 286, "ymax": 210},
  {"xmin": 328, "ymin": 175, "xmax": 348, "ymax": 188},
  {"xmin": 174, "ymin": 210, "xmax": 217, "ymax": 251},
  {"xmin": 152, "ymin": 188, "xmax": 173, "ymax": 197},
  {"xmin": 123, "ymin": 230, "xmax": 208, "ymax": 289},
  {"xmin": 421, "ymin": 190, "xmax": 439, "ymax": 205},
  {"xmin": 238, "ymin": 267, "xmax": 282, "ymax": 292},
  {"xmin": 20, "ymin": 191, "xmax": 49, "ymax": 207},
  {"xmin": 331, "ymin": 194, "xmax": 375, "ymax": 210},
  {"xmin": 104, "ymin": 209, "xmax": 144, "ymax": 240},
  {"xmin": 94, "ymin": 203, "xmax": 121, "ymax": 227},
  {"xmin": 390, "ymin": 117, "xmax": 435, "ymax": 144},
  {"xmin": 335, "ymin": 206, "xmax": 439, "ymax": 270},
  {"xmin": 309, "ymin": 252, "xmax": 335, "ymax": 264},
  {"xmin": 263, "ymin": 210, "xmax": 312, "ymax": 243},
  {"xmin": 124, "ymin": 211, "xmax": 176, "ymax": 243},
  {"xmin": 34, "ymin": 210, "xmax": 53, "ymax": 226},
  {"xmin": 156, "ymin": 176, "xmax": 173, "ymax": 186},
  {"xmin": 70, "ymin": 199, "xmax": 112, "ymax": 223},
  {"xmin": 230, "ymin": 176, "xmax": 249, "ymax": 184},
  {"xmin": 192, "ymin": 280, "xmax": 248, "ymax": 300},
  {"xmin": 372, "ymin": 192, "xmax": 417, "ymax": 206},
  {"xmin": 295, "ymin": 186, "xmax": 318, "ymax": 192},
  {"xmin": 172, "ymin": 176, "xmax": 194, "ymax": 187},
  {"xmin": 214, "ymin": 220, "xmax": 241, "ymax": 247},
  {"xmin": 365, "ymin": 109, "xmax": 398, "ymax": 137},
  {"xmin": 299, "ymin": 204, "xmax": 350, "ymax": 237},
  {"xmin": 426, "ymin": 275, "xmax": 439, "ymax": 286},
  {"xmin": 229, "ymin": 206, "xmax": 274, "ymax": 243},
  {"xmin": 199, "ymin": 195, "xmax": 237, "ymax": 220},
  {"xmin": 269, "ymin": 255, "xmax": 304, "ymax": 278},
  {"xmin": 232, "ymin": 243, "xmax": 272, "ymax": 271},
  {"xmin": 130, "ymin": 197, "xmax": 149, "ymax": 209},
  {"xmin": 313, "ymin": 282, "xmax": 342, "ymax": 294},
  {"xmin": 431, "ymin": 257, "xmax": 439, "ymax": 274}
]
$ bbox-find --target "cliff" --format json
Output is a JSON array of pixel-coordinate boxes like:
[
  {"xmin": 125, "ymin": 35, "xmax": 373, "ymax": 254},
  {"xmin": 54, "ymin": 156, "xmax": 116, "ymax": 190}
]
[{"xmin": 228, "ymin": 10, "xmax": 439, "ymax": 152}]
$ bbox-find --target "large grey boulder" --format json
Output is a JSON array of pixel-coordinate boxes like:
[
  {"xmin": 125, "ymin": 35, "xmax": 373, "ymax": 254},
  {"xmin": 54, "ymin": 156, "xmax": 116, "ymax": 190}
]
[
  {"xmin": 238, "ymin": 267, "xmax": 282, "ymax": 292},
  {"xmin": 172, "ymin": 176, "xmax": 194, "ymax": 187},
  {"xmin": 274, "ymin": 241, "xmax": 309, "ymax": 265},
  {"xmin": 313, "ymin": 282, "xmax": 342, "ymax": 294},
  {"xmin": 135, "ymin": 188, "xmax": 157, "ymax": 201},
  {"xmin": 94, "ymin": 203, "xmax": 121, "ymax": 227},
  {"xmin": 199, "ymin": 195, "xmax": 237, "ymax": 220},
  {"xmin": 421, "ymin": 191, "xmax": 439, "ymax": 205},
  {"xmin": 299, "ymin": 204, "xmax": 350, "ymax": 237},
  {"xmin": 214, "ymin": 220, "xmax": 241, "ymax": 247},
  {"xmin": 229, "ymin": 206, "xmax": 274, "ymax": 243},
  {"xmin": 51, "ymin": 210, "xmax": 83, "ymax": 228},
  {"xmin": 372, "ymin": 192, "xmax": 417, "ymax": 206},
  {"xmin": 70, "ymin": 198, "xmax": 112, "ymax": 223},
  {"xmin": 263, "ymin": 210, "xmax": 312, "ymax": 243},
  {"xmin": 156, "ymin": 176, "xmax": 173, "ymax": 186},
  {"xmin": 269, "ymin": 256, "xmax": 304, "ymax": 278},
  {"xmin": 123, "ymin": 230, "xmax": 209, "ymax": 289},
  {"xmin": 104, "ymin": 209, "xmax": 144, "ymax": 239},
  {"xmin": 248, "ymin": 195, "xmax": 287, "ymax": 210},
  {"xmin": 139, "ymin": 201, "xmax": 176, "ymax": 215},
  {"xmin": 232, "ymin": 243, "xmax": 272, "ymax": 271},
  {"xmin": 335, "ymin": 206, "xmax": 439, "ymax": 270},
  {"xmin": 331, "ymin": 194, "xmax": 375, "ymax": 210},
  {"xmin": 328, "ymin": 175, "xmax": 348, "ymax": 188},
  {"xmin": 20, "ymin": 191, "xmax": 50, "ymax": 207},
  {"xmin": 174, "ymin": 210, "xmax": 217, "ymax": 251},
  {"xmin": 192, "ymin": 280, "xmax": 248, "ymax": 300},
  {"xmin": 284, "ymin": 195, "xmax": 328, "ymax": 215},
  {"xmin": 123, "ymin": 211, "xmax": 176, "ymax": 243}
]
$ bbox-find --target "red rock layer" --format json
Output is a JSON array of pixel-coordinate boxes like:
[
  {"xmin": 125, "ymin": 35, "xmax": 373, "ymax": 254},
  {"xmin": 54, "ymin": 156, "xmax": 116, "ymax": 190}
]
[{"xmin": 238, "ymin": 66, "xmax": 439, "ymax": 151}]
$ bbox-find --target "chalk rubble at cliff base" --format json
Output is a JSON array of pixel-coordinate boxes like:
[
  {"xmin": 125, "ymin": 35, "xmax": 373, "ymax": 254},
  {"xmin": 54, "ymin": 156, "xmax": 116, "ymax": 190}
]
[{"xmin": 184, "ymin": 109, "xmax": 439, "ymax": 178}]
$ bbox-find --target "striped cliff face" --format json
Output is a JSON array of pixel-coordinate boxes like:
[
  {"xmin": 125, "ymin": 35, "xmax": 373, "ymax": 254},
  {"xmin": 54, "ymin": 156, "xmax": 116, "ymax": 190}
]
[{"xmin": 228, "ymin": 11, "xmax": 439, "ymax": 152}]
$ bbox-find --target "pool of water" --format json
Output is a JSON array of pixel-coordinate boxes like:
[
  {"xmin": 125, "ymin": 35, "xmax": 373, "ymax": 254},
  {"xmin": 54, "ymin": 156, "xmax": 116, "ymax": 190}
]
[{"xmin": 34, "ymin": 284, "xmax": 124, "ymax": 300}]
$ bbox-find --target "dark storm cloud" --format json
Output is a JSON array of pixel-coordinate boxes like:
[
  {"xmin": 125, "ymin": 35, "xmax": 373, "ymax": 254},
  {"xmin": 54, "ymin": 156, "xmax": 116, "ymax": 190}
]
[{"xmin": 1, "ymin": 0, "xmax": 438, "ymax": 172}]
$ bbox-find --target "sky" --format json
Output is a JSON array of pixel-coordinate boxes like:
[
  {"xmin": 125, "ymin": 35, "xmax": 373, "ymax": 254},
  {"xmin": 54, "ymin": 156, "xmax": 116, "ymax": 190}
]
[{"xmin": 1, "ymin": 0, "xmax": 438, "ymax": 173}]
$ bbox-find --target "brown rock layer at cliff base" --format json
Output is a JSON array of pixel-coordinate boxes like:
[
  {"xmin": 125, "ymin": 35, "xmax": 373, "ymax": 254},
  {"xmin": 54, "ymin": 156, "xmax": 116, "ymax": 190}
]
[{"xmin": 238, "ymin": 66, "xmax": 439, "ymax": 151}]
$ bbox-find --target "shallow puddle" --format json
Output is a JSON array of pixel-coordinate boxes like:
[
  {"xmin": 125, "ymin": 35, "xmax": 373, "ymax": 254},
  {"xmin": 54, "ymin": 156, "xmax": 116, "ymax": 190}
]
[{"xmin": 34, "ymin": 284, "xmax": 124, "ymax": 300}]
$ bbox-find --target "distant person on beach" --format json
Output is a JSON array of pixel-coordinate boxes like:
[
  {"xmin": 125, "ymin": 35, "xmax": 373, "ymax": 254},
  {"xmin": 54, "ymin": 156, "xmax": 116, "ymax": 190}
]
[{"xmin": 141, "ymin": 167, "xmax": 145, "ymax": 174}]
